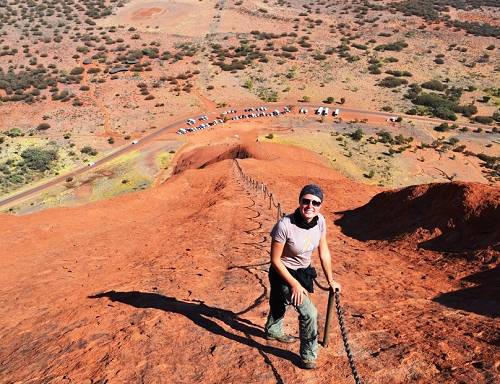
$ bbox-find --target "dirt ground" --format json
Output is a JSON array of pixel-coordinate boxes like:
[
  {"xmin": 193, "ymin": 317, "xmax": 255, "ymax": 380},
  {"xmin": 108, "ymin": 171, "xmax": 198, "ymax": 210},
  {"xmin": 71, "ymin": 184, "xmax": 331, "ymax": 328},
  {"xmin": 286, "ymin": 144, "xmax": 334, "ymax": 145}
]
[
  {"xmin": 0, "ymin": 126, "xmax": 498, "ymax": 383},
  {"xmin": 1, "ymin": 1, "xmax": 499, "ymax": 383}
]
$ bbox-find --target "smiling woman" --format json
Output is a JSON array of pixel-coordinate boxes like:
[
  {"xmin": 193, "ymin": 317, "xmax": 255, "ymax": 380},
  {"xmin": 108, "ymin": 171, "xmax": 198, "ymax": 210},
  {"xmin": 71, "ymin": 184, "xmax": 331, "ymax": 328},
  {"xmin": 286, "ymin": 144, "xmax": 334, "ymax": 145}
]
[{"xmin": 264, "ymin": 184, "xmax": 341, "ymax": 370}]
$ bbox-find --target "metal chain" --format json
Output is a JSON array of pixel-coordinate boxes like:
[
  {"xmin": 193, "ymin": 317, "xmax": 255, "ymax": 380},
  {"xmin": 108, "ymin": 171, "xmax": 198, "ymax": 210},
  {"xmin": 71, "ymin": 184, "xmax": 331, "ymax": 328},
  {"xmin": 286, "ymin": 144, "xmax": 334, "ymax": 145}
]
[
  {"xmin": 335, "ymin": 290, "xmax": 363, "ymax": 384},
  {"xmin": 233, "ymin": 159, "xmax": 284, "ymax": 221},
  {"xmin": 233, "ymin": 159, "xmax": 362, "ymax": 383}
]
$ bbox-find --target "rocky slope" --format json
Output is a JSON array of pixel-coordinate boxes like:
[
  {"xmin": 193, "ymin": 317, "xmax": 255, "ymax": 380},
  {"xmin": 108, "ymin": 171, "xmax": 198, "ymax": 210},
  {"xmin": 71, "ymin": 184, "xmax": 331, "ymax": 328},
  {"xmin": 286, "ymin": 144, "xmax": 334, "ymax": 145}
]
[{"xmin": 0, "ymin": 141, "xmax": 498, "ymax": 383}]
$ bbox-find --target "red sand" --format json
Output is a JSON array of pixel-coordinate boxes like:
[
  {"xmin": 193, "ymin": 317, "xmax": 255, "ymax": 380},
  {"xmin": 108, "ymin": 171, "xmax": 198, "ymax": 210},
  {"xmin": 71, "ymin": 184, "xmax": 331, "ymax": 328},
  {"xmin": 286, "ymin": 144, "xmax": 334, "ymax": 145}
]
[{"xmin": 0, "ymin": 140, "xmax": 498, "ymax": 383}]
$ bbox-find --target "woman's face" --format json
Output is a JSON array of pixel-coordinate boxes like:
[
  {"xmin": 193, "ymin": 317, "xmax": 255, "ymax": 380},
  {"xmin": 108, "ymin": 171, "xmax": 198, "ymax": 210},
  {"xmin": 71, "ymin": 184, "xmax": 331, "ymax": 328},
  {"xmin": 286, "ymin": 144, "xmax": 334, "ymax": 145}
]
[{"xmin": 299, "ymin": 193, "xmax": 322, "ymax": 222}]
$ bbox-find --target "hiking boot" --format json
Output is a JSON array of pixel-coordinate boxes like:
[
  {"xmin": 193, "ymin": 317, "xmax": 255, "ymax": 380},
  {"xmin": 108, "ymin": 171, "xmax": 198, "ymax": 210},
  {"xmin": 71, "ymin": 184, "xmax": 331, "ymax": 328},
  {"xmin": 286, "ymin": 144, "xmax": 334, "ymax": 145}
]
[
  {"xmin": 265, "ymin": 333, "xmax": 296, "ymax": 343},
  {"xmin": 300, "ymin": 359, "xmax": 317, "ymax": 370}
]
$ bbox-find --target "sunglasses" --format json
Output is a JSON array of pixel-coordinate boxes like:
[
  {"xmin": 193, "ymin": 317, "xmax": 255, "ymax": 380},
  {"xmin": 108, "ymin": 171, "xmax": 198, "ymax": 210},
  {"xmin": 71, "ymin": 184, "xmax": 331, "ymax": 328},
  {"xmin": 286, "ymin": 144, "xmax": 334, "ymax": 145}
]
[{"xmin": 301, "ymin": 198, "xmax": 321, "ymax": 207}]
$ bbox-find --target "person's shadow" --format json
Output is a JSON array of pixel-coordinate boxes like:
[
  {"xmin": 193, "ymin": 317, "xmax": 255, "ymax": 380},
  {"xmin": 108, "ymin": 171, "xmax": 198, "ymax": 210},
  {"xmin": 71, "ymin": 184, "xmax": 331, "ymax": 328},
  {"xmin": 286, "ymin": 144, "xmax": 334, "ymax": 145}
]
[{"xmin": 89, "ymin": 291, "xmax": 299, "ymax": 367}]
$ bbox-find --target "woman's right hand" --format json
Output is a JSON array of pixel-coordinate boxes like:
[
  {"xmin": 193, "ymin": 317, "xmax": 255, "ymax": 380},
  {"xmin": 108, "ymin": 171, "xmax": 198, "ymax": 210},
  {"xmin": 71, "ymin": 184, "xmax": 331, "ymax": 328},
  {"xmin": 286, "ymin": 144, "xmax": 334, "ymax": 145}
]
[{"xmin": 290, "ymin": 282, "xmax": 308, "ymax": 306}]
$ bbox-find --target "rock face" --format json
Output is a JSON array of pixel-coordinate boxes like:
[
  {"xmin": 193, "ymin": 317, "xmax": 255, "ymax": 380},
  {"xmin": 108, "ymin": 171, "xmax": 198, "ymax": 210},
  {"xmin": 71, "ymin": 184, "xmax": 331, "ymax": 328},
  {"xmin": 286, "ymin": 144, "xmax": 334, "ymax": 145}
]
[
  {"xmin": 336, "ymin": 182, "xmax": 500, "ymax": 254},
  {"xmin": 0, "ymin": 142, "xmax": 498, "ymax": 383}
]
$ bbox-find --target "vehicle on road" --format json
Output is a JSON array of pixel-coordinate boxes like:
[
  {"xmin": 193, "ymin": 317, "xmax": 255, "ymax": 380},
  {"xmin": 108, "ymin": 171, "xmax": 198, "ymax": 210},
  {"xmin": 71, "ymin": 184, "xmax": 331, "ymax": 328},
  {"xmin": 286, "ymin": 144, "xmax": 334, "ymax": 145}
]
[{"xmin": 132, "ymin": 140, "xmax": 139, "ymax": 144}]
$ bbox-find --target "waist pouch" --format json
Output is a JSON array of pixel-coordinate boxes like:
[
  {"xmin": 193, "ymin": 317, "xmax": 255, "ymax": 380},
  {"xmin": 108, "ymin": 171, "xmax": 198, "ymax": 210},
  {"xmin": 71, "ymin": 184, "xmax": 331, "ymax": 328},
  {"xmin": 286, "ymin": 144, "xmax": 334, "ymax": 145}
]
[{"xmin": 270, "ymin": 265, "xmax": 317, "ymax": 293}]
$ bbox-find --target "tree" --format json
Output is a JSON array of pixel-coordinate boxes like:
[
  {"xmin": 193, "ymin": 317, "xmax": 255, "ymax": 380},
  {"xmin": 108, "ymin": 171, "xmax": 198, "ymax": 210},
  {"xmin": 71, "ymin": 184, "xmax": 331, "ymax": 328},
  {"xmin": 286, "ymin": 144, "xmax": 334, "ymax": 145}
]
[
  {"xmin": 81, "ymin": 146, "xmax": 98, "ymax": 156},
  {"xmin": 350, "ymin": 128, "xmax": 364, "ymax": 141},
  {"xmin": 70, "ymin": 67, "xmax": 84, "ymax": 75},
  {"xmin": 378, "ymin": 76, "xmax": 408, "ymax": 88},
  {"xmin": 377, "ymin": 130, "xmax": 393, "ymax": 143},
  {"xmin": 434, "ymin": 123, "xmax": 451, "ymax": 132},
  {"xmin": 323, "ymin": 96, "xmax": 334, "ymax": 104},
  {"xmin": 21, "ymin": 148, "xmax": 58, "ymax": 171},
  {"xmin": 474, "ymin": 116, "xmax": 494, "ymax": 124},
  {"xmin": 421, "ymin": 80, "xmax": 447, "ymax": 91},
  {"xmin": 37, "ymin": 123, "xmax": 51, "ymax": 131}
]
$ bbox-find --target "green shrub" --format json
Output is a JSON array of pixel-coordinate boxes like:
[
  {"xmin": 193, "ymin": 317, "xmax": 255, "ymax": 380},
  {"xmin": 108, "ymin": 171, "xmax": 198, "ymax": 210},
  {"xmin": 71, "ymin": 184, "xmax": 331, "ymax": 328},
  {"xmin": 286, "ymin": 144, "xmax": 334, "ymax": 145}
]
[
  {"xmin": 385, "ymin": 70, "xmax": 412, "ymax": 77},
  {"xmin": 374, "ymin": 41, "xmax": 408, "ymax": 52},
  {"xmin": 364, "ymin": 170, "xmax": 375, "ymax": 178},
  {"xmin": 313, "ymin": 53, "xmax": 327, "ymax": 60},
  {"xmin": 434, "ymin": 107, "xmax": 457, "ymax": 121},
  {"xmin": 351, "ymin": 43, "xmax": 368, "ymax": 50},
  {"xmin": 492, "ymin": 110, "xmax": 500, "ymax": 122},
  {"xmin": 413, "ymin": 93, "xmax": 457, "ymax": 120},
  {"xmin": 5, "ymin": 128, "xmax": 23, "ymax": 137},
  {"xmin": 70, "ymin": 67, "xmax": 85, "ymax": 75},
  {"xmin": 350, "ymin": 128, "xmax": 364, "ymax": 141},
  {"xmin": 368, "ymin": 64, "xmax": 382, "ymax": 74},
  {"xmin": 421, "ymin": 80, "xmax": 447, "ymax": 91},
  {"xmin": 434, "ymin": 122, "xmax": 451, "ymax": 132},
  {"xmin": 376, "ymin": 130, "xmax": 393, "ymax": 143},
  {"xmin": 81, "ymin": 146, "xmax": 98, "ymax": 156},
  {"xmin": 37, "ymin": 123, "xmax": 51, "ymax": 131},
  {"xmin": 474, "ymin": 116, "xmax": 494, "ymax": 124},
  {"xmin": 21, "ymin": 147, "xmax": 58, "ymax": 171},
  {"xmin": 378, "ymin": 76, "xmax": 408, "ymax": 88},
  {"xmin": 454, "ymin": 104, "xmax": 477, "ymax": 117}
]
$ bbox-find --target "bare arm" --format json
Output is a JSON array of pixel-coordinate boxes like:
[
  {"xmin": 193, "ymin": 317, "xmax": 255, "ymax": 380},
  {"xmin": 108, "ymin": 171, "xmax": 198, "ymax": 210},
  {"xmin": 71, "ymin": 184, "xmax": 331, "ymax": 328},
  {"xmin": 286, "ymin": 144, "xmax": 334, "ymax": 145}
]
[
  {"xmin": 270, "ymin": 240, "xmax": 308, "ymax": 306},
  {"xmin": 318, "ymin": 233, "xmax": 341, "ymax": 292}
]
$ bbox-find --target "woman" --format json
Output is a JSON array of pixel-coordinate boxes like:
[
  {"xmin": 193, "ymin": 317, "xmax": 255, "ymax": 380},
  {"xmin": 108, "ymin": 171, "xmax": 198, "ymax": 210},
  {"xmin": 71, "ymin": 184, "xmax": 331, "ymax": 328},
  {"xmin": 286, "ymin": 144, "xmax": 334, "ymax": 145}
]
[{"xmin": 264, "ymin": 184, "xmax": 341, "ymax": 369}]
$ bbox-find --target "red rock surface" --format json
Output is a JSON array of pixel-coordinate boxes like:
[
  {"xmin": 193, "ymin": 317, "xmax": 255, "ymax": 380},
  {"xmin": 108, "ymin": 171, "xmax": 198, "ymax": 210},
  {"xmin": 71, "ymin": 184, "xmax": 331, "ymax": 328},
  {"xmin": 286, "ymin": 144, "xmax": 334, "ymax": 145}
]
[
  {"xmin": 0, "ymin": 141, "xmax": 498, "ymax": 383},
  {"xmin": 336, "ymin": 182, "xmax": 500, "ymax": 254}
]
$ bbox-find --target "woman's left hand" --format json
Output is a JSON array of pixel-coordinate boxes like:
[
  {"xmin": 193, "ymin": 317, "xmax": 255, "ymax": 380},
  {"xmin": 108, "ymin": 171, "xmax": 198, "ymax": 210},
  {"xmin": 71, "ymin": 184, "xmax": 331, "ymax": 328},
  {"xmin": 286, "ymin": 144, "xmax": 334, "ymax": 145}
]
[{"xmin": 329, "ymin": 280, "xmax": 341, "ymax": 293}]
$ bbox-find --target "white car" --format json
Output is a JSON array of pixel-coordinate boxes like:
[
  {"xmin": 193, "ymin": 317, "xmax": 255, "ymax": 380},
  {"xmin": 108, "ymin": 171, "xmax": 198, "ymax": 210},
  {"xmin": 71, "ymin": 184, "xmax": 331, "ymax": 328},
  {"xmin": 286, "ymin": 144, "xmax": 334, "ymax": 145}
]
[
  {"xmin": 132, "ymin": 139, "xmax": 139, "ymax": 144},
  {"xmin": 87, "ymin": 162, "xmax": 95, "ymax": 167}
]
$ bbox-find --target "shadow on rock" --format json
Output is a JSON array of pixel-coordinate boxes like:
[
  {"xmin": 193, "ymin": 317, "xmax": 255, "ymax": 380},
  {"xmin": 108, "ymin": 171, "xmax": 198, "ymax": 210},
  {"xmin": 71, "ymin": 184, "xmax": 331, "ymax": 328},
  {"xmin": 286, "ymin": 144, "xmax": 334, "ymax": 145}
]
[
  {"xmin": 433, "ymin": 265, "xmax": 500, "ymax": 318},
  {"xmin": 89, "ymin": 291, "xmax": 299, "ymax": 365},
  {"xmin": 335, "ymin": 182, "xmax": 499, "ymax": 254}
]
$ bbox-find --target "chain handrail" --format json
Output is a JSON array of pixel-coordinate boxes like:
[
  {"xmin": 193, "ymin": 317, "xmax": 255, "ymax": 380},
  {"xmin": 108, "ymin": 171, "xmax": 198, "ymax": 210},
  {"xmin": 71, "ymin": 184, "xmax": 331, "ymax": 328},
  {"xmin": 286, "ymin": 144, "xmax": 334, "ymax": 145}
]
[
  {"xmin": 335, "ymin": 290, "xmax": 362, "ymax": 384},
  {"xmin": 233, "ymin": 159, "xmax": 363, "ymax": 383}
]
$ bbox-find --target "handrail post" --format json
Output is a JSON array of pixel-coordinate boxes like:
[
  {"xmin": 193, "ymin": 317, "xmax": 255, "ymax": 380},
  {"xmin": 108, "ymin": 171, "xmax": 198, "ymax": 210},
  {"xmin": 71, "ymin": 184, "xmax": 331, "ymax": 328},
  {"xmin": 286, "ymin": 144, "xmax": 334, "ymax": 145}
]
[{"xmin": 323, "ymin": 288, "xmax": 335, "ymax": 347}]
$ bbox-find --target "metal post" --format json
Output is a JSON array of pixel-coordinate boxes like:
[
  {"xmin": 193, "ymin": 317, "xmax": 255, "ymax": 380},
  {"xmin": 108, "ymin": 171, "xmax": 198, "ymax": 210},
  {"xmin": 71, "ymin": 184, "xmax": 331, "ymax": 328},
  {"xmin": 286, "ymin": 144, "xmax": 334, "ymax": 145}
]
[{"xmin": 322, "ymin": 288, "xmax": 336, "ymax": 347}]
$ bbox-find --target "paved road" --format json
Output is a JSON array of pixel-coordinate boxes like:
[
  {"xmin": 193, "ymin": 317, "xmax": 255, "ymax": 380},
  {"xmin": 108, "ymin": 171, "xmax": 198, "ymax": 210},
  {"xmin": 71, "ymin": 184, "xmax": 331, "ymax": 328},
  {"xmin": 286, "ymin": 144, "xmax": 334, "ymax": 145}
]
[{"xmin": 0, "ymin": 103, "xmax": 495, "ymax": 209}]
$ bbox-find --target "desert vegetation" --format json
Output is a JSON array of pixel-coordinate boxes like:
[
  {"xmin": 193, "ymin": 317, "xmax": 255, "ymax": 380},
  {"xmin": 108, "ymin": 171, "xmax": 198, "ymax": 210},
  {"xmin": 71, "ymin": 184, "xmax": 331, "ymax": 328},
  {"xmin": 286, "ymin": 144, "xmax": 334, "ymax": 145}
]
[{"xmin": 0, "ymin": 0, "xmax": 498, "ymax": 198}]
